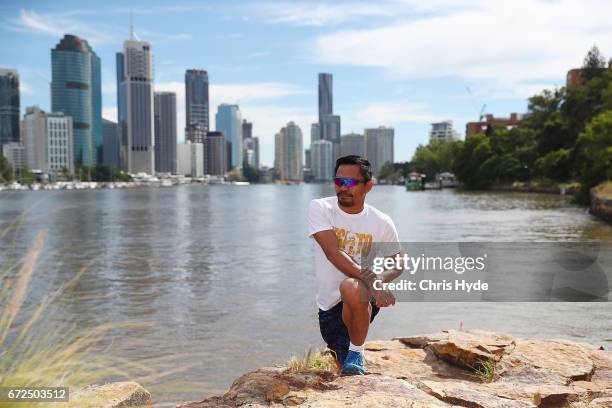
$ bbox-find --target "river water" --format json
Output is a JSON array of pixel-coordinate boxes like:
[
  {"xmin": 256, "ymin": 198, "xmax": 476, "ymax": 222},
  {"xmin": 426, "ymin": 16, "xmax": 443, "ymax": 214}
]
[{"xmin": 1, "ymin": 185, "xmax": 611, "ymax": 405}]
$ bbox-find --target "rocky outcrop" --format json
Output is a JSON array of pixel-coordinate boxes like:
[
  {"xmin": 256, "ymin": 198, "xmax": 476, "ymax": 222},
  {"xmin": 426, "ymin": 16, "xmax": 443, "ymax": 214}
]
[
  {"xmin": 69, "ymin": 381, "xmax": 152, "ymax": 407},
  {"xmin": 177, "ymin": 330, "xmax": 611, "ymax": 408},
  {"xmin": 591, "ymin": 184, "xmax": 612, "ymax": 223}
]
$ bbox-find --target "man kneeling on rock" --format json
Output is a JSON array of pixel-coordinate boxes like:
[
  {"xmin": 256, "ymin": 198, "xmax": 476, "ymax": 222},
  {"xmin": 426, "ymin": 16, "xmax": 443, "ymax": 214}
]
[{"xmin": 307, "ymin": 155, "xmax": 402, "ymax": 375}]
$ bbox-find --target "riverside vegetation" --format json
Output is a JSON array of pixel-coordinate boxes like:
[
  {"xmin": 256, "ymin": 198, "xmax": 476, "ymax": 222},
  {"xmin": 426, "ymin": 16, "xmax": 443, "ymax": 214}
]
[
  {"xmin": 379, "ymin": 46, "xmax": 612, "ymax": 205},
  {"xmin": 0, "ymin": 215, "xmax": 190, "ymax": 407}
]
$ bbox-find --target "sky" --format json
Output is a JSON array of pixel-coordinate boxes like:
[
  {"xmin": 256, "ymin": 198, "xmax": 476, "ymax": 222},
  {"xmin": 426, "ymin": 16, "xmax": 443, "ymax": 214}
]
[{"xmin": 1, "ymin": 0, "xmax": 611, "ymax": 167}]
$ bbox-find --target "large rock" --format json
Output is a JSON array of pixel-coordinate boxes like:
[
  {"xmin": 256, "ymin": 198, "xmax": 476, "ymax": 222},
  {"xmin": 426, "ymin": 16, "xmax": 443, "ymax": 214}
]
[
  {"xmin": 177, "ymin": 330, "xmax": 612, "ymax": 408},
  {"xmin": 69, "ymin": 381, "xmax": 152, "ymax": 408}
]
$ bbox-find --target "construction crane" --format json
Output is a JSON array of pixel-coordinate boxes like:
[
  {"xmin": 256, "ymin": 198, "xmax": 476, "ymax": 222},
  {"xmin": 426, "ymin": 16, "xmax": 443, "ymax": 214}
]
[
  {"xmin": 466, "ymin": 86, "xmax": 487, "ymax": 121},
  {"xmin": 478, "ymin": 103, "xmax": 487, "ymax": 122}
]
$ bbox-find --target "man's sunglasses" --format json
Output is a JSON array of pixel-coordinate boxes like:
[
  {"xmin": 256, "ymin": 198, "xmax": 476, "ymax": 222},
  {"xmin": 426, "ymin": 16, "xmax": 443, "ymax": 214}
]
[{"xmin": 334, "ymin": 177, "xmax": 365, "ymax": 187}]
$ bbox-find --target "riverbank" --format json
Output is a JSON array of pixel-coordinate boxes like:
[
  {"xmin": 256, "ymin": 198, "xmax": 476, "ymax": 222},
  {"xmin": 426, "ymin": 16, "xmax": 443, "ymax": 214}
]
[
  {"xmin": 78, "ymin": 330, "xmax": 611, "ymax": 407},
  {"xmin": 490, "ymin": 180, "xmax": 581, "ymax": 195},
  {"xmin": 591, "ymin": 182, "xmax": 612, "ymax": 223}
]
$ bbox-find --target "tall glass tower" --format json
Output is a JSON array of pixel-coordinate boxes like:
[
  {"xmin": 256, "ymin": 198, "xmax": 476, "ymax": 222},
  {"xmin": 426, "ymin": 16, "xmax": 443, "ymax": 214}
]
[
  {"xmin": 116, "ymin": 40, "xmax": 155, "ymax": 174},
  {"xmin": 0, "ymin": 69, "xmax": 20, "ymax": 146},
  {"xmin": 185, "ymin": 69, "xmax": 209, "ymax": 133},
  {"xmin": 51, "ymin": 34, "xmax": 101, "ymax": 166},
  {"xmin": 215, "ymin": 104, "xmax": 242, "ymax": 169}
]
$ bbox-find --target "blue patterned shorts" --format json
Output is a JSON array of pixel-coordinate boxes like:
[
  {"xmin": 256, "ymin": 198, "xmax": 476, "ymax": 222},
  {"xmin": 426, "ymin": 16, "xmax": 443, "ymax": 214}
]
[{"xmin": 318, "ymin": 300, "xmax": 380, "ymax": 364}]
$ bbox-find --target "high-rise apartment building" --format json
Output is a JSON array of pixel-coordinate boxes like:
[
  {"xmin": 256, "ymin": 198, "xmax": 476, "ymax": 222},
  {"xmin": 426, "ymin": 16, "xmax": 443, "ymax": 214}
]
[
  {"xmin": 215, "ymin": 104, "xmax": 242, "ymax": 169},
  {"xmin": 429, "ymin": 120, "xmax": 460, "ymax": 143},
  {"xmin": 274, "ymin": 121, "xmax": 303, "ymax": 181},
  {"xmin": 340, "ymin": 133, "xmax": 365, "ymax": 157},
  {"xmin": 51, "ymin": 35, "xmax": 101, "ymax": 166},
  {"xmin": 22, "ymin": 106, "xmax": 47, "ymax": 171},
  {"xmin": 185, "ymin": 69, "xmax": 209, "ymax": 142},
  {"xmin": 0, "ymin": 69, "xmax": 20, "ymax": 146},
  {"xmin": 116, "ymin": 39, "xmax": 155, "ymax": 174},
  {"xmin": 365, "ymin": 126, "xmax": 394, "ymax": 177},
  {"xmin": 311, "ymin": 139, "xmax": 333, "ymax": 181},
  {"xmin": 154, "ymin": 92, "xmax": 177, "ymax": 174},
  {"xmin": 102, "ymin": 119, "xmax": 120, "ymax": 169},
  {"xmin": 47, "ymin": 113, "xmax": 74, "ymax": 176},
  {"xmin": 203, "ymin": 131, "xmax": 226, "ymax": 176},
  {"xmin": 310, "ymin": 123, "xmax": 320, "ymax": 144},
  {"xmin": 22, "ymin": 107, "xmax": 74, "ymax": 176},
  {"xmin": 177, "ymin": 141, "xmax": 203, "ymax": 178}
]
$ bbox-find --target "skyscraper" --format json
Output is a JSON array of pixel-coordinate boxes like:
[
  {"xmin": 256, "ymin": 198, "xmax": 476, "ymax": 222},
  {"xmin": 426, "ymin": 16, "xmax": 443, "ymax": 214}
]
[
  {"xmin": 340, "ymin": 133, "xmax": 365, "ymax": 157},
  {"xmin": 22, "ymin": 107, "xmax": 74, "ymax": 176},
  {"xmin": 204, "ymin": 131, "xmax": 227, "ymax": 176},
  {"xmin": 429, "ymin": 120, "xmax": 460, "ymax": 143},
  {"xmin": 274, "ymin": 121, "xmax": 303, "ymax": 181},
  {"xmin": 47, "ymin": 112, "xmax": 74, "ymax": 177},
  {"xmin": 0, "ymin": 69, "xmax": 20, "ymax": 146},
  {"xmin": 365, "ymin": 126, "xmax": 394, "ymax": 177},
  {"xmin": 102, "ymin": 119, "xmax": 120, "ymax": 169},
  {"xmin": 215, "ymin": 104, "xmax": 242, "ymax": 169},
  {"xmin": 310, "ymin": 123, "xmax": 320, "ymax": 144},
  {"xmin": 318, "ymin": 73, "xmax": 341, "ymax": 161},
  {"xmin": 154, "ymin": 92, "xmax": 177, "ymax": 174},
  {"xmin": 185, "ymin": 69, "xmax": 209, "ymax": 142},
  {"xmin": 22, "ymin": 106, "xmax": 47, "ymax": 171},
  {"xmin": 116, "ymin": 39, "xmax": 155, "ymax": 174},
  {"xmin": 51, "ymin": 34, "xmax": 101, "ymax": 167},
  {"xmin": 177, "ymin": 141, "xmax": 203, "ymax": 178},
  {"xmin": 318, "ymin": 73, "xmax": 333, "ymax": 124},
  {"xmin": 311, "ymin": 139, "xmax": 333, "ymax": 181}
]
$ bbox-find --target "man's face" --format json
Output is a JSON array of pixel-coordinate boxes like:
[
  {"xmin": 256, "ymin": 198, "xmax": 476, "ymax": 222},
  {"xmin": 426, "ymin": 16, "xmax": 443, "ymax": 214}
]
[{"xmin": 335, "ymin": 164, "xmax": 372, "ymax": 208}]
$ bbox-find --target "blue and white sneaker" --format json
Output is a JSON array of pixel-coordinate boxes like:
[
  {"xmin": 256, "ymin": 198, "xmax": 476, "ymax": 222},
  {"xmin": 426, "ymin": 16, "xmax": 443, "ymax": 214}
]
[{"xmin": 341, "ymin": 350, "xmax": 365, "ymax": 375}]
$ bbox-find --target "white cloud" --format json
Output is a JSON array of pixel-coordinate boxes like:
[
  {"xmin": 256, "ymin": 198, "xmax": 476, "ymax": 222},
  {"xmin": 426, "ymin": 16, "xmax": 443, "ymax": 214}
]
[
  {"xmin": 346, "ymin": 102, "xmax": 440, "ymax": 128},
  {"xmin": 102, "ymin": 106, "xmax": 117, "ymax": 122},
  {"xmin": 312, "ymin": 0, "xmax": 612, "ymax": 90},
  {"xmin": 252, "ymin": 2, "xmax": 394, "ymax": 26},
  {"xmin": 8, "ymin": 9, "xmax": 117, "ymax": 45}
]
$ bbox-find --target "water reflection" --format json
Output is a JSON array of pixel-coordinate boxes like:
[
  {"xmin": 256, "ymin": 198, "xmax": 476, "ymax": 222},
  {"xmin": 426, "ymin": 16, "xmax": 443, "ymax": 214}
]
[{"xmin": 0, "ymin": 185, "xmax": 610, "ymax": 405}]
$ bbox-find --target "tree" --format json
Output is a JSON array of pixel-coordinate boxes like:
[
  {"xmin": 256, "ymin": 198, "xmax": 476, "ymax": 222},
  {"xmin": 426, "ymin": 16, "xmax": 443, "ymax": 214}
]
[
  {"xmin": 242, "ymin": 165, "xmax": 260, "ymax": 183},
  {"xmin": 0, "ymin": 156, "xmax": 12, "ymax": 183},
  {"xmin": 582, "ymin": 45, "xmax": 606, "ymax": 80},
  {"xmin": 576, "ymin": 110, "xmax": 612, "ymax": 202},
  {"xmin": 452, "ymin": 133, "xmax": 494, "ymax": 188},
  {"xmin": 534, "ymin": 148, "xmax": 573, "ymax": 181},
  {"xmin": 411, "ymin": 140, "xmax": 460, "ymax": 180},
  {"xmin": 377, "ymin": 161, "xmax": 401, "ymax": 184}
]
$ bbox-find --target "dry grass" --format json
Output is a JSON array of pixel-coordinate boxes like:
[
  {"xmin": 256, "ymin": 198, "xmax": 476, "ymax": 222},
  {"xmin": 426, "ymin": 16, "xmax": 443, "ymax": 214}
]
[
  {"xmin": 0, "ymin": 221, "xmax": 193, "ymax": 407},
  {"xmin": 472, "ymin": 358, "xmax": 497, "ymax": 383},
  {"xmin": 594, "ymin": 181, "xmax": 612, "ymax": 198},
  {"xmin": 286, "ymin": 347, "xmax": 336, "ymax": 373}
]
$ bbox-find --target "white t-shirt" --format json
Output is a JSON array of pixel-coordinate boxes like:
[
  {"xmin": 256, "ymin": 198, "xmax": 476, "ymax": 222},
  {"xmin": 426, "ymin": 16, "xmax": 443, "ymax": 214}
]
[{"xmin": 307, "ymin": 196, "xmax": 400, "ymax": 311}]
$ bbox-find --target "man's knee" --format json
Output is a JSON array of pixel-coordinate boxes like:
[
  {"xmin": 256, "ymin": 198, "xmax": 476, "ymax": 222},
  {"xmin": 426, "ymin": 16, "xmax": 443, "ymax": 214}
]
[{"xmin": 340, "ymin": 278, "xmax": 369, "ymax": 305}]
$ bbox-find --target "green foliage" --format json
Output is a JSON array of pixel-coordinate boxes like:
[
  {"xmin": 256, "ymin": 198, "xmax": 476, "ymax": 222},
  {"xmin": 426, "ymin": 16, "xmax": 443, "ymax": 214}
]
[
  {"xmin": 242, "ymin": 165, "xmax": 260, "ymax": 183},
  {"xmin": 377, "ymin": 161, "xmax": 403, "ymax": 184},
  {"xmin": 75, "ymin": 165, "xmax": 131, "ymax": 182},
  {"xmin": 534, "ymin": 149, "xmax": 573, "ymax": 181},
  {"xmin": 0, "ymin": 156, "xmax": 12, "ymax": 183},
  {"xmin": 473, "ymin": 358, "xmax": 498, "ymax": 383},
  {"xmin": 452, "ymin": 134, "xmax": 494, "ymax": 188},
  {"xmin": 582, "ymin": 45, "xmax": 607, "ymax": 80},
  {"xmin": 411, "ymin": 45, "xmax": 612, "ymax": 200},
  {"xmin": 412, "ymin": 140, "xmax": 461, "ymax": 179},
  {"xmin": 15, "ymin": 166, "xmax": 34, "ymax": 185},
  {"xmin": 576, "ymin": 110, "xmax": 612, "ymax": 202}
]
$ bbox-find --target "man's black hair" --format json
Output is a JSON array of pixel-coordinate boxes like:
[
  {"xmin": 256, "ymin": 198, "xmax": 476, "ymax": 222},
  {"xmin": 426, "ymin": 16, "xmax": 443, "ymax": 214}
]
[{"xmin": 335, "ymin": 155, "xmax": 372, "ymax": 183}]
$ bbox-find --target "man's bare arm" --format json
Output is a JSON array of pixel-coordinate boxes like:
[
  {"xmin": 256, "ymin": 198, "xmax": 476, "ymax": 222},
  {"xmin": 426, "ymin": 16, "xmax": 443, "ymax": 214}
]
[
  {"xmin": 312, "ymin": 230, "xmax": 395, "ymax": 307},
  {"xmin": 312, "ymin": 229, "xmax": 363, "ymax": 280}
]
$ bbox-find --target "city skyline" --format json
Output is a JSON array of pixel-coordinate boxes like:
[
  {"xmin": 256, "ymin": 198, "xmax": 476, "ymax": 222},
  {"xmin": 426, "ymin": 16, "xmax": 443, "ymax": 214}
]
[{"xmin": 2, "ymin": 1, "xmax": 611, "ymax": 167}]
